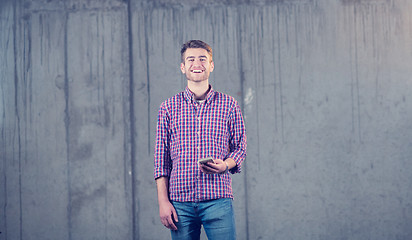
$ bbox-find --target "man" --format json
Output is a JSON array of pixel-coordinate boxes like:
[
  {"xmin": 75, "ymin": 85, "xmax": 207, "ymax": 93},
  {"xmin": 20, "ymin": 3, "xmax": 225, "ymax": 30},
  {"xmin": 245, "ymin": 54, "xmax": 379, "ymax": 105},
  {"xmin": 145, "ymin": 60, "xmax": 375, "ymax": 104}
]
[{"xmin": 154, "ymin": 40, "xmax": 247, "ymax": 240}]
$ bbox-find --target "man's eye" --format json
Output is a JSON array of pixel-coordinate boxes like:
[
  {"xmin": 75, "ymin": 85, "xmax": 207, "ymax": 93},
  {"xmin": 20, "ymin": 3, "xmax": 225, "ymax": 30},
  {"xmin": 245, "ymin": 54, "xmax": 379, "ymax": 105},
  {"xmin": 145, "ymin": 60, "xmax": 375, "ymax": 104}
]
[{"xmin": 200, "ymin": 59, "xmax": 206, "ymax": 62}]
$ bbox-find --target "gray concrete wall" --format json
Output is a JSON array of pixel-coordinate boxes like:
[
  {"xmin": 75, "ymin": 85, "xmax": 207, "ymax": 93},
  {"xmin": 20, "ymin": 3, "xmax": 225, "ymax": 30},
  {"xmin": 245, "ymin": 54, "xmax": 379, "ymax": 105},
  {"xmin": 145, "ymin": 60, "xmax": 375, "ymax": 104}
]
[{"xmin": 1, "ymin": 0, "xmax": 412, "ymax": 239}]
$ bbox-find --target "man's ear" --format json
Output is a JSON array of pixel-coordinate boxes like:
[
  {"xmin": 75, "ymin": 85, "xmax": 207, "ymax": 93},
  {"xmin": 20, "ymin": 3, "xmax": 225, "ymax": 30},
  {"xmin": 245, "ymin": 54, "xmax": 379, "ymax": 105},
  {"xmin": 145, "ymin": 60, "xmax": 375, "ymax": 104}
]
[
  {"xmin": 180, "ymin": 62, "xmax": 185, "ymax": 74},
  {"xmin": 210, "ymin": 61, "xmax": 214, "ymax": 72}
]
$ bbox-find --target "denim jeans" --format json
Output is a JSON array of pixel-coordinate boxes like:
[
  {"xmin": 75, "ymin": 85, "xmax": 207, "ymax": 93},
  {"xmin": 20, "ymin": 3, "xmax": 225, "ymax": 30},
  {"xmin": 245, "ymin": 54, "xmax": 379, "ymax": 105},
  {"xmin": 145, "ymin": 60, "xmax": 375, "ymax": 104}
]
[{"xmin": 171, "ymin": 198, "xmax": 236, "ymax": 240}]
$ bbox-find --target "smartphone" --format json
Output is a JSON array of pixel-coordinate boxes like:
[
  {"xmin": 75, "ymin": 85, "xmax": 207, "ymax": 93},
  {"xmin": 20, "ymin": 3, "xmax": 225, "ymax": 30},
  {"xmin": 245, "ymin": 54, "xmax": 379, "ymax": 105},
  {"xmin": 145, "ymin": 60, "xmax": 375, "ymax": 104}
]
[{"xmin": 198, "ymin": 157, "xmax": 214, "ymax": 165}]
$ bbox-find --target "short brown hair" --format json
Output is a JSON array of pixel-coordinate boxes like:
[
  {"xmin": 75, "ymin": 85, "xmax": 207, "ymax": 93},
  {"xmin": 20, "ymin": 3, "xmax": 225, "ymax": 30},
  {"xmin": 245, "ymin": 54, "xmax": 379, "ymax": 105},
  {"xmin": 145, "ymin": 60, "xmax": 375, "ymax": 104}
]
[{"xmin": 181, "ymin": 40, "xmax": 213, "ymax": 63}]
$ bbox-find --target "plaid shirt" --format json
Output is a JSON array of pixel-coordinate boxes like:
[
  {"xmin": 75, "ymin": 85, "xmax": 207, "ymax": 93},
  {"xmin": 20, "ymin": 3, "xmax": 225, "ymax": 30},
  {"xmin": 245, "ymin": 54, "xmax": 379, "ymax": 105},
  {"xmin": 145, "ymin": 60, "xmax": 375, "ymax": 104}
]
[{"xmin": 154, "ymin": 86, "xmax": 247, "ymax": 202}]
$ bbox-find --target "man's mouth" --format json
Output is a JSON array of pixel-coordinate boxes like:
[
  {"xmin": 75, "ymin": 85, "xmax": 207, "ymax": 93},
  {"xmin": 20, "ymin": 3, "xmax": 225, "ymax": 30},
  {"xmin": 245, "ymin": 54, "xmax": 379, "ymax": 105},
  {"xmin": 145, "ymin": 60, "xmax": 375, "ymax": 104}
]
[{"xmin": 191, "ymin": 70, "xmax": 204, "ymax": 73}]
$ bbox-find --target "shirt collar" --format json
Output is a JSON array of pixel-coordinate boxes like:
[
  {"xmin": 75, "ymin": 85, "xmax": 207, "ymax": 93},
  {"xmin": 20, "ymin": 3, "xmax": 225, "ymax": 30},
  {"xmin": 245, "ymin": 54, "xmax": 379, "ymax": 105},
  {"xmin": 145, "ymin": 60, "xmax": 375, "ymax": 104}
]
[{"xmin": 184, "ymin": 85, "xmax": 215, "ymax": 104}]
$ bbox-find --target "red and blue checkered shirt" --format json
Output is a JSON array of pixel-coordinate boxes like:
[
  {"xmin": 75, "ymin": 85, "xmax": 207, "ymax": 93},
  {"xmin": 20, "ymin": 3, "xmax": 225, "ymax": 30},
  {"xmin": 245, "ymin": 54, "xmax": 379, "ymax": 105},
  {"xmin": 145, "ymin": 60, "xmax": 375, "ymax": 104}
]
[{"xmin": 154, "ymin": 86, "xmax": 247, "ymax": 202}]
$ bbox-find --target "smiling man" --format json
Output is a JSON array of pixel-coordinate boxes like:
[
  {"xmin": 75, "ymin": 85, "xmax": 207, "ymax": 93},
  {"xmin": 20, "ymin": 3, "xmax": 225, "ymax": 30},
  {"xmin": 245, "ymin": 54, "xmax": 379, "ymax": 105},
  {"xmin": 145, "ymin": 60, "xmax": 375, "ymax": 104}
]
[{"xmin": 154, "ymin": 40, "xmax": 247, "ymax": 240}]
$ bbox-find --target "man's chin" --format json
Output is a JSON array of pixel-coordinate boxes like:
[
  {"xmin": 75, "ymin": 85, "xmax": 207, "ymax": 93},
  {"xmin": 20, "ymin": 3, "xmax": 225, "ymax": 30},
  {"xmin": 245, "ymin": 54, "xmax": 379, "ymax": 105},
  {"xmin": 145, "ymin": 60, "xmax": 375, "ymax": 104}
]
[{"xmin": 187, "ymin": 78, "xmax": 208, "ymax": 83}]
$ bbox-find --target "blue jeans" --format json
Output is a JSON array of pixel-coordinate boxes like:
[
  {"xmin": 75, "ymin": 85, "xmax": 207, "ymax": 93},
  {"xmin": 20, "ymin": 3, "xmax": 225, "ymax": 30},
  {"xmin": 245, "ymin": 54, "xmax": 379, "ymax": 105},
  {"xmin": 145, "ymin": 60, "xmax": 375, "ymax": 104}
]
[{"xmin": 171, "ymin": 198, "xmax": 236, "ymax": 240}]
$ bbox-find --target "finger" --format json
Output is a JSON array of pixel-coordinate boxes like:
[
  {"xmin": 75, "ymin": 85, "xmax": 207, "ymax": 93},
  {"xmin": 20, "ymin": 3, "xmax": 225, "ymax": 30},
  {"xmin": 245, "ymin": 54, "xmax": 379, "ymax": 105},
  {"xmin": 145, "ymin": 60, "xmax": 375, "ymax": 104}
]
[
  {"xmin": 202, "ymin": 164, "xmax": 219, "ymax": 173},
  {"xmin": 161, "ymin": 218, "xmax": 169, "ymax": 229},
  {"xmin": 205, "ymin": 162, "xmax": 221, "ymax": 170},
  {"xmin": 167, "ymin": 216, "xmax": 178, "ymax": 230},
  {"xmin": 169, "ymin": 222, "xmax": 177, "ymax": 230},
  {"xmin": 201, "ymin": 163, "xmax": 216, "ymax": 170},
  {"xmin": 198, "ymin": 165, "xmax": 208, "ymax": 173},
  {"xmin": 199, "ymin": 166, "xmax": 212, "ymax": 174},
  {"xmin": 162, "ymin": 220, "xmax": 171, "ymax": 229},
  {"xmin": 172, "ymin": 208, "xmax": 179, "ymax": 223}
]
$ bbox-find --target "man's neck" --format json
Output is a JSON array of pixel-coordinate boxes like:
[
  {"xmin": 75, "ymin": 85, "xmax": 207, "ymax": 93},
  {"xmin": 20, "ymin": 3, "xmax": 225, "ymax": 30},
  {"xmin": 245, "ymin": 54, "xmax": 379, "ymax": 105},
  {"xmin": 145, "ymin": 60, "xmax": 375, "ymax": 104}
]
[{"xmin": 187, "ymin": 81, "xmax": 210, "ymax": 100}]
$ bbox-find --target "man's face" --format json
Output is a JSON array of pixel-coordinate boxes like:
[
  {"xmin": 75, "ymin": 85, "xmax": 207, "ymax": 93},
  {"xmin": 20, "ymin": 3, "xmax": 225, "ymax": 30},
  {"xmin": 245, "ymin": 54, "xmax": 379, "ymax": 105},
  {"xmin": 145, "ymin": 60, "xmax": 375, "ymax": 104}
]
[{"xmin": 180, "ymin": 48, "xmax": 214, "ymax": 83}]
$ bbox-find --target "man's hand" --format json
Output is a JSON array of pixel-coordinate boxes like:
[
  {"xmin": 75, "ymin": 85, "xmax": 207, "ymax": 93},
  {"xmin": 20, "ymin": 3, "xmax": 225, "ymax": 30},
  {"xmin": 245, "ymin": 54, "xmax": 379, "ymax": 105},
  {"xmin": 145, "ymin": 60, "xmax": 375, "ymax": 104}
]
[
  {"xmin": 156, "ymin": 176, "xmax": 178, "ymax": 230},
  {"xmin": 159, "ymin": 200, "xmax": 178, "ymax": 230},
  {"xmin": 199, "ymin": 158, "xmax": 227, "ymax": 174}
]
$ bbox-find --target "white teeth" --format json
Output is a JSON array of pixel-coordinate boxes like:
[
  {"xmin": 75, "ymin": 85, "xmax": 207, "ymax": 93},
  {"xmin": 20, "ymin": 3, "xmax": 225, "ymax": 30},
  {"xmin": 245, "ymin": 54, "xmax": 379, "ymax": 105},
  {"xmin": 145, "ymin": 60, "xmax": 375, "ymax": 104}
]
[{"xmin": 192, "ymin": 70, "xmax": 203, "ymax": 73}]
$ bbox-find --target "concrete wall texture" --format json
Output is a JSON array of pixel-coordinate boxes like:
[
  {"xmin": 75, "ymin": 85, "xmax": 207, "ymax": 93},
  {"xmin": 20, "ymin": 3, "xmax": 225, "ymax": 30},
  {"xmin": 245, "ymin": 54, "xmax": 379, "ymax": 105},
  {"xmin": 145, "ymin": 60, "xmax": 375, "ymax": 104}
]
[{"xmin": 1, "ymin": 0, "xmax": 411, "ymax": 239}]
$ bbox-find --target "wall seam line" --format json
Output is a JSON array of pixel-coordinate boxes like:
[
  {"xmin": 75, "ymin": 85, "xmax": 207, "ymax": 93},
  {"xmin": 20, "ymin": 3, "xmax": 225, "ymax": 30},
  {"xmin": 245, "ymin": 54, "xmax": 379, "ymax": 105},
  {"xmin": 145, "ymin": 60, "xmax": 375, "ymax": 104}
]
[{"xmin": 127, "ymin": 0, "xmax": 138, "ymax": 239}]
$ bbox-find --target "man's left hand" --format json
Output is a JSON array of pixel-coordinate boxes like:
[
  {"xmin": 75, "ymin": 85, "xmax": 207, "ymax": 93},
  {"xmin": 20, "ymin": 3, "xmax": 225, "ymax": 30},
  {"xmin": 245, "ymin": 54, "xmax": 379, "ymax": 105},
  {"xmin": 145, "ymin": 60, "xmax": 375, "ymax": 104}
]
[{"xmin": 199, "ymin": 158, "xmax": 226, "ymax": 174}]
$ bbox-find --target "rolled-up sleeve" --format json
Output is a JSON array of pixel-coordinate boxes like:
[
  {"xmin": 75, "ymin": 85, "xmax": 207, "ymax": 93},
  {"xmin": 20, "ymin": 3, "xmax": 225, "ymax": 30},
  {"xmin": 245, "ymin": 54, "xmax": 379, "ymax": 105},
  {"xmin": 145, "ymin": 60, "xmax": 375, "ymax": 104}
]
[
  {"xmin": 154, "ymin": 103, "xmax": 172, "ymax": 179},
  {"xmin": 226, "ymin": 100, "xmax": 247, "ymax": 174}
]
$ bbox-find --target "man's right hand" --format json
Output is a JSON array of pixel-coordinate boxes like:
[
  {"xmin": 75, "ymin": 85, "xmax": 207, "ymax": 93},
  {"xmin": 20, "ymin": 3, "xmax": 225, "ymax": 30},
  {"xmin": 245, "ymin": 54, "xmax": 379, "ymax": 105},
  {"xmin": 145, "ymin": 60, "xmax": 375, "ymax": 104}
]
[{"xmin": 159, "ymin": 200, "xmax": 178, "ymax": 230}]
